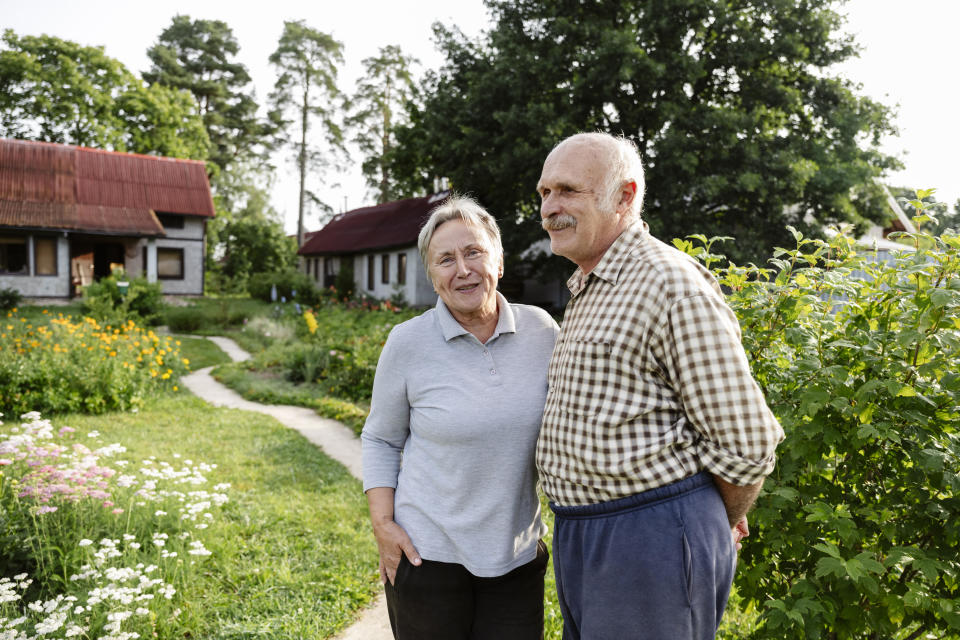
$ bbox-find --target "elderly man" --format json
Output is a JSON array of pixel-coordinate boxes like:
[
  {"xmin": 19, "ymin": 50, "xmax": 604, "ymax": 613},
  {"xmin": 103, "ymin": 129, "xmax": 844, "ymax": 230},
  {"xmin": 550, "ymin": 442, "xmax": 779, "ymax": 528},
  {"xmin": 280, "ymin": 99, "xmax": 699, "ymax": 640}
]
[{"xmin": 535, "ymin": 132, "xmax": 784, "ymax": 639}]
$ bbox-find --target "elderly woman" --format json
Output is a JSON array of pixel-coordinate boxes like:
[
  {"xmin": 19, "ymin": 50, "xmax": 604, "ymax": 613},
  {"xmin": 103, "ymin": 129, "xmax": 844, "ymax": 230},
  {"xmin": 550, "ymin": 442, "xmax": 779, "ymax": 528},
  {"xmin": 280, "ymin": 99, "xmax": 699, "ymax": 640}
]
[{"xmin": 361, "ymin": 195, "xmax": 559, "ymax": 639}]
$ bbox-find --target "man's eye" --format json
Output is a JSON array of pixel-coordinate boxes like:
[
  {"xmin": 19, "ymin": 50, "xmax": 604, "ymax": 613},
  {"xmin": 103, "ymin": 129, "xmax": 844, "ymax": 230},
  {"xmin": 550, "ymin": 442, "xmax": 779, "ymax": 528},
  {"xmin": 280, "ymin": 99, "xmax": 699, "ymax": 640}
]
[{"xmin": 466, "ymin": 249, "xmax": 482, "ymax": 258}]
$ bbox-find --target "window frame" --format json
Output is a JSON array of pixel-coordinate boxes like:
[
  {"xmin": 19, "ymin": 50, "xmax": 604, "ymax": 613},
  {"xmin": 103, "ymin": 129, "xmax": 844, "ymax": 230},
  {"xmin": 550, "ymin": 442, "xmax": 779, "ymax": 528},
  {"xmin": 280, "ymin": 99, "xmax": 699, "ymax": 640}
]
[
  {"xmin": 33, "ymin": 236, "xmax": 58, "ymax": 276},
  {"xmin": 0, "ymin": 234, "xmax": 29, "ymax": 276},
  {"xmin": 397, "ymin": 253, "xmax": 407, "ymax": 285},
  {"xmin": 157, "ymin": 247, "xmax": 185, "ymax": 280}
]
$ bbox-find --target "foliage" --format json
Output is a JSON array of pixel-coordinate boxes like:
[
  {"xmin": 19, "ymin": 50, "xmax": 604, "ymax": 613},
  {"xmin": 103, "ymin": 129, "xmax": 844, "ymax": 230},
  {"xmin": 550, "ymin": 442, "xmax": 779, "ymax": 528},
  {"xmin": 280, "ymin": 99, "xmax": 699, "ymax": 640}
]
[
  {"xmin": 390, "ymin": 0, "xmax": 899, "ymax": 266},
  {"xmin": 0, "ymin": 394, "xmax": 379, "ymax": 638},
  {"xmin": 0, "ymin": 310, "xmax": 187, "ymax": 416},
  {"xmin": 334, "ymin": 260, "xmax": 356, "ymax": 299},
  {"xmin": 161, "ymin": 296, "xmax": 265, "ymax": 335},
  {"xmin": 672, "ymin": 207, "xmax": 960, "ymax": 638},
  {"xmin": 248, "ymin": 270, "xmax": 322, "ymax": 306},
  {"xmin": 268, "ymin": 20, "xmax": 345, "ymax": 247},
  {"xmin": 345, "ymin": 44, "xmax": 418, "ymax": 203},
  {"xmin": 144, "ymin": 15, "xmax": 274, "ymax": 174},
  {"xmin": 0, "ymin": 29, "xmax": 209, "ymax": 159},
  {"xmin": 81, "ymin": 271, "xmax": 166, "ymax": 327},
  {"xmin": 0, "ymin": 287, "xmax": 22, "ymax": 312}
]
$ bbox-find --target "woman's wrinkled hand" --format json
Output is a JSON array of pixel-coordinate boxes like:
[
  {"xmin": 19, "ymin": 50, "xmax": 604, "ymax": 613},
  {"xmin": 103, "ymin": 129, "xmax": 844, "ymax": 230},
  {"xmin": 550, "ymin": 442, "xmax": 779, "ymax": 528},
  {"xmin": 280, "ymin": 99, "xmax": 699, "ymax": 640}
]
[{"xmin": 372, "ymin": 520, "xmax": 422, "ymax": 585}]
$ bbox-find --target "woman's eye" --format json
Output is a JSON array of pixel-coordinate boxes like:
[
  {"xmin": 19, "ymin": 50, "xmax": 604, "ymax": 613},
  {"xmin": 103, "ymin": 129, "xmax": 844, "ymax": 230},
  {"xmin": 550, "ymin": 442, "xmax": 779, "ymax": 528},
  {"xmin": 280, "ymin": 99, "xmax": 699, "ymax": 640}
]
[{"xmin": 439, "ymin": 257, "xmax": 454, "ymax": 265}]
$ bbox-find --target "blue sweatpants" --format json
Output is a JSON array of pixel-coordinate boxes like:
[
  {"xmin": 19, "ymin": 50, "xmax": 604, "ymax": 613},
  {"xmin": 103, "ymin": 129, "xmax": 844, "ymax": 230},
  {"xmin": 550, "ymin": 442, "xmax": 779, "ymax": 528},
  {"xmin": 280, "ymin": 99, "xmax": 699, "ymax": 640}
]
[{"xmin": 550, "ymin": 472, "xmax": 736, "ymax": 639}]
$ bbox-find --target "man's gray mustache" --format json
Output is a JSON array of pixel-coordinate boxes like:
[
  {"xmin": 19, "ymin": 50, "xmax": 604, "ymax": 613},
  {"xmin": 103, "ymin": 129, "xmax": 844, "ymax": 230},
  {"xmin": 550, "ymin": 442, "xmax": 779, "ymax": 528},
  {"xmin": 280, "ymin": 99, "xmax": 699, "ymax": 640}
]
[{"xmin": 542, "ymin": 215, "xmax": 577, "ymax": 231}]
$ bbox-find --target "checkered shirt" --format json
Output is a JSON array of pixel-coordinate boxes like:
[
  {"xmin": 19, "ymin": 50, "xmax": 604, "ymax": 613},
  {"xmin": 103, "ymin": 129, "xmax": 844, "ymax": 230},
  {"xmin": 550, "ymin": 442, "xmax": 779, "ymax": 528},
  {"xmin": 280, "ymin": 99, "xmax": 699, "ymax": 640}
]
[{"xmin": 536, "ymin": 221, "xmax": 784, "ymax": 506}]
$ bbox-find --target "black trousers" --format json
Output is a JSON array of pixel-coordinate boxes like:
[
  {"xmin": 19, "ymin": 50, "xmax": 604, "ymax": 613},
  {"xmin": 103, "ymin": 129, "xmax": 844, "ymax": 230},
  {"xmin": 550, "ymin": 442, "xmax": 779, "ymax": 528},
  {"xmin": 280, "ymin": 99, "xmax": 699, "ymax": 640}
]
[{"xmin": 384, "ymin": 539, "xmax": 549, "ymax": 640}]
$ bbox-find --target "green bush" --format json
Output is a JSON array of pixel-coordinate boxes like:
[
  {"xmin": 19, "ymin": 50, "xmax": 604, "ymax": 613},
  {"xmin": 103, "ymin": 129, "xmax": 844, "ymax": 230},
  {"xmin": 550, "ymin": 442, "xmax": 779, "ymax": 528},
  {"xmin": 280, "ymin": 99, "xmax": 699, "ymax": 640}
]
[
  {"xmin": 248, "ymin": 270, "xmax": 321, "ymax": 306},
  {"xmin": 0, "ymin": 287, "xmax": 22, "ymax": 312},
  {"xmin": 675, "ymin": 208, "xmax": 960, "ymax": 638},
  {"xmin": 81, "ymin": 271, "xmax": 165, "ymax": 326}
]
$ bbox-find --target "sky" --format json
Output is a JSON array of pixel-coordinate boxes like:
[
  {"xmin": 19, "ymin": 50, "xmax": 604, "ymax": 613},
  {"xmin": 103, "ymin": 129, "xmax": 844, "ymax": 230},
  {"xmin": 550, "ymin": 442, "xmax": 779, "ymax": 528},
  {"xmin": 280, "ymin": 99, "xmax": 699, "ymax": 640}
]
[{"xmin": 4, "ymin": 0, "xmax": 959, "ymax": 234}]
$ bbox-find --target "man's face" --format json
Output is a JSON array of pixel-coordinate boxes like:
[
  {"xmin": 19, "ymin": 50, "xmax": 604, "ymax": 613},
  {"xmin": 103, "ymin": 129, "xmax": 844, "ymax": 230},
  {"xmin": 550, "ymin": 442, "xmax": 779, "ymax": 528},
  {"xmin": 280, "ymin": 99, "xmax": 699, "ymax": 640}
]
[{"xmin": 537, "ymin": 141, "xmax": 624, "ymax": 273}]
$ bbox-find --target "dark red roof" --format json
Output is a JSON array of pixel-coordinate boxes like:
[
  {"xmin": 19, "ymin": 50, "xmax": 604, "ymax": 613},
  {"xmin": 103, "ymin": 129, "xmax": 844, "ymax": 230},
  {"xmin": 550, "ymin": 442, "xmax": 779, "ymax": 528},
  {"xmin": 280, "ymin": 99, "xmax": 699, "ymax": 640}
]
[
  {"xmin": 299, "ymin": 191, "xmax": 451, "ymax": 256},
  {"xmin": 0, "ymin": 138, "xmax": 214, "ymax": 237}
]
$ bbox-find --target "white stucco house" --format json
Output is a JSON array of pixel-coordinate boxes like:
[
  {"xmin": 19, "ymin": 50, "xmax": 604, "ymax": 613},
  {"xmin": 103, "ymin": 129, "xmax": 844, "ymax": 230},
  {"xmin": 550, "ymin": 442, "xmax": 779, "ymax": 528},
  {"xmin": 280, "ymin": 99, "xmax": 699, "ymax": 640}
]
[
  {"xmin": 0, "ymin": 138, "xmax": 215, "ymax": 299},
  {"xmin": 298, "ymin": 191, "xmax": 451, "ymax": 307}
]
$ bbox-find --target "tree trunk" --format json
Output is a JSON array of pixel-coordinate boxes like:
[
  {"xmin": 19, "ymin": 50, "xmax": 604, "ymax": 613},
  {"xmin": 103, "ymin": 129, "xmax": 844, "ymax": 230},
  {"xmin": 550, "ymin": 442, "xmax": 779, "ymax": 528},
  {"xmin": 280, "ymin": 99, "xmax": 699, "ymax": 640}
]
[{"xmin": 297, "ymin": 77, "xmax": 310, "ymax": 248}]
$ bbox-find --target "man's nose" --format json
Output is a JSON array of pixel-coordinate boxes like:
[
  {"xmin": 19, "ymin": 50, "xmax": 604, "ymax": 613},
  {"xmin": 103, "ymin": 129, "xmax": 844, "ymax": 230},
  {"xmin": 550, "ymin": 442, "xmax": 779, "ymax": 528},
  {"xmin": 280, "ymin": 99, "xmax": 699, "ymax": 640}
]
[{"xmin": 540, "ymin": 192, "xmax": 558, "ymax": 219}]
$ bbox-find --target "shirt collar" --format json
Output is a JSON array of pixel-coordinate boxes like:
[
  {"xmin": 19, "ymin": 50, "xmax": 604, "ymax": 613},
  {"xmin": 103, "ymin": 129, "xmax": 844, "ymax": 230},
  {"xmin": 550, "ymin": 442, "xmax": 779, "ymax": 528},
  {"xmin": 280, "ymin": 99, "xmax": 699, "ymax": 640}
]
[
  {"xmin": 566, "ymin": 219, "xmax": 649, "ymax": 296},
  {"xmin": 436, "ymin": 291, "xmax": 516, "ymax": 342}
]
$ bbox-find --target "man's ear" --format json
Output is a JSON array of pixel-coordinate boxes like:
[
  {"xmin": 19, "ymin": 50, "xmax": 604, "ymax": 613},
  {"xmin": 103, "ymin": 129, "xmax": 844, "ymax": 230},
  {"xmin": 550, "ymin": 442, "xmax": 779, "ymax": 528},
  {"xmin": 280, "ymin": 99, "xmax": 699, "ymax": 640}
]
[
  {"xmin": 497, "ymin": 256, "xmax": 504, "ymax": 279},
  {"xmin": 617, "ymin": 180, "xmax": 638, "ymax": 217}
]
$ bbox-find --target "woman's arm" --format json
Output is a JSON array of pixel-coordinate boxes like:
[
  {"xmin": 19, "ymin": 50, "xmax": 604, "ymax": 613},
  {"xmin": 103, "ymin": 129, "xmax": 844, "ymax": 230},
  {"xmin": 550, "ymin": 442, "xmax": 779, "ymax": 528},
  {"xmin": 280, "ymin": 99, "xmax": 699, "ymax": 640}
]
[{"xmin": 366, "ymin": 487, "xmax": 422, "ymax": 584}]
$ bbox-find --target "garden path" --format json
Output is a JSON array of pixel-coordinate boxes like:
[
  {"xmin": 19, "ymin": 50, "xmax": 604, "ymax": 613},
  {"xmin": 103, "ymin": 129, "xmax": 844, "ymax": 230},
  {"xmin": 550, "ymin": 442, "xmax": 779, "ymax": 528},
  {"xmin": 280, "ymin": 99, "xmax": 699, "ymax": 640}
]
[{"xmin": 180, "ymin": 336, "xmax": 391, "ymax": 640}]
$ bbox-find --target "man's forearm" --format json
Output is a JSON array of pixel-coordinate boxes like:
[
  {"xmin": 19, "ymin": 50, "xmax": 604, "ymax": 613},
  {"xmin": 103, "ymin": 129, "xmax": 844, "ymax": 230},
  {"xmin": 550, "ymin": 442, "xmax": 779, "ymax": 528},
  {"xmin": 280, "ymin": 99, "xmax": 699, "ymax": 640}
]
[{"xmin": 711, "ymin": 475, "xmax": 763, "ymax": 527}]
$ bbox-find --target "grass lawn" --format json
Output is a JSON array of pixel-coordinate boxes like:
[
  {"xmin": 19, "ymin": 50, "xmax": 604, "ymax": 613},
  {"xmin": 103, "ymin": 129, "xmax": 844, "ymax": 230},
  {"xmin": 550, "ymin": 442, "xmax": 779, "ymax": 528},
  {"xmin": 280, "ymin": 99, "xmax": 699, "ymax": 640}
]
[
  {"xmin": 174, "ymin": 334, "xmax": 233, "ymax": 370},
  {"xmin": 59, "ymin": 393, "xmax": 380, "ymax": 638}
]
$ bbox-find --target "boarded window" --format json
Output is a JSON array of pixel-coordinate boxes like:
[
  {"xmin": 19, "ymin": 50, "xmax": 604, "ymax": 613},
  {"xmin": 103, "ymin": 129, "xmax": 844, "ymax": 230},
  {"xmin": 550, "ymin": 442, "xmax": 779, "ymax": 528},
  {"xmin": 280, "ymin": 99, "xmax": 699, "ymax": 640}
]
[
  {"xmin": 157, "ymin": 248, "xmax": 184, "ymax": 279},
  {"xmin": 381, "ymin": 254, "xmax": 390, "ymax": 284},
  {"xmin": 34, "ymin": 237, "xmax": 57, "ymax": 275},
  {"xmin": 0, "ymin": 236, "xmax": 28, "ymax": 275},
  {"xmin": 397, "ymin": 253, "xmax": 407, "ymax": 285},
  {"xmin": 367, "ymin": 255, "xmax": 375, "ymax": 290}
]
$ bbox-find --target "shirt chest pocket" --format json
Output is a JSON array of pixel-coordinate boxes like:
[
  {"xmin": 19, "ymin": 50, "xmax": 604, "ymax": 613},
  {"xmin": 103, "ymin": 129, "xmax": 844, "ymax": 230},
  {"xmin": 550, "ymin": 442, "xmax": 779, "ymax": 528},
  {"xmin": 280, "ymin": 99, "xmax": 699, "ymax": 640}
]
[{"xmin": 554, "ymin": 339, "xmax": 614, "ymax": 418}]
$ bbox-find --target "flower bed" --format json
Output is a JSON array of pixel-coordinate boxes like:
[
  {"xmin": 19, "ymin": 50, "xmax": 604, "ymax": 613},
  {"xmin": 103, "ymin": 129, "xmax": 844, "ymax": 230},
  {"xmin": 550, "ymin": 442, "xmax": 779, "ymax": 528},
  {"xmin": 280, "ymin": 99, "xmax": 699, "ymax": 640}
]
[
  {"xmin": 0, "ymin": 411, "xmax": 228, "ymax": 639},
  {"xmin": 0, "ymin": 310, "xmax": 188, "ymax": 416}
]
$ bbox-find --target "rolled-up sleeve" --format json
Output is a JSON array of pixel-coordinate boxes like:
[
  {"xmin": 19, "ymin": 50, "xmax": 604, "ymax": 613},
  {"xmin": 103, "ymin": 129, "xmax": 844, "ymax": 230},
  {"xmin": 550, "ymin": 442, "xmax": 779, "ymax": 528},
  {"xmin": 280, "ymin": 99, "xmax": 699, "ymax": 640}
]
[
  {"xmin": 664, "ymin": 293, "xmax": 784, "ymax": 486},
  {"xmin": 361, "ymin": 331, "xmax": 410, "ymax": 492}
]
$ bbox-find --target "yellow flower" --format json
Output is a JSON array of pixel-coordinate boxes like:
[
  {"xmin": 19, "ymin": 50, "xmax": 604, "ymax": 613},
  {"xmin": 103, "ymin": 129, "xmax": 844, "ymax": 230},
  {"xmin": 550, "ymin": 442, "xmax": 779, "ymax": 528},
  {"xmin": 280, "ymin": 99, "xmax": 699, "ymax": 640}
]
[{"xmin": 182, "ymin": 358, "xmax": 190, "ymax": 366}]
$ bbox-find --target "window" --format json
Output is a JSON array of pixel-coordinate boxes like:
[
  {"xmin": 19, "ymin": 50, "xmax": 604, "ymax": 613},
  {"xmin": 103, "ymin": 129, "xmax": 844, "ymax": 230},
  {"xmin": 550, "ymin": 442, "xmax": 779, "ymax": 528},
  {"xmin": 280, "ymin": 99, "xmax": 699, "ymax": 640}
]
[
  {"xmin": 367, "ymin": 255, "xmax": 375, "ymax": 290},
  {"xmin": 157, "ymin": 248, "xmax": 184, "ymax": 279},
  {"xmin": 34, "ymin": 237, "xmax": 57, "ymax": 275},
  {"xmin": 157, "ymin": 213, "xmax": 184, "ymax": 229},
  {"xmin": 0, "ymin": 235, "xmax": 28, "ymax": 275},
  {"xmin": 381, "ymin": 254, "xmax": 390, "ymax": 284},
  {"xmin": 397, "ymin": 253, "xmax": 407, "ymax": 285}
]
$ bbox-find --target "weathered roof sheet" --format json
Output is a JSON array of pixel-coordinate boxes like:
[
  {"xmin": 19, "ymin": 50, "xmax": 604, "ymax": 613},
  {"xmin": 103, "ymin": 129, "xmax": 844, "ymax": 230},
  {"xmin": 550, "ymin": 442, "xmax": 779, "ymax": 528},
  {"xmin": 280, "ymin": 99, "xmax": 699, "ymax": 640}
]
[
  {"xmin": 299, "ymin": 191, "xmax": 450, "ymax": 256},
  {"xmin": 0, "ymin": 138, "xmax": 214, "ymax": 236}
]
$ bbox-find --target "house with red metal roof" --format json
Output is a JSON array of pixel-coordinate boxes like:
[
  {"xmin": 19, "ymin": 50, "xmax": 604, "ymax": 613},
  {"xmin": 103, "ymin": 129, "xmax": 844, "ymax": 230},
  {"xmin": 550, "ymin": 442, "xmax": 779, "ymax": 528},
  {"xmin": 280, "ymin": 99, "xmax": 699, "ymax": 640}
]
[
  {"xmin": 0, "ymin": 138, "xmax": 215, "ymax": 298},
  {"xmin": 298, "ymin": 191, "xmax": 451, "ymax": 307}
]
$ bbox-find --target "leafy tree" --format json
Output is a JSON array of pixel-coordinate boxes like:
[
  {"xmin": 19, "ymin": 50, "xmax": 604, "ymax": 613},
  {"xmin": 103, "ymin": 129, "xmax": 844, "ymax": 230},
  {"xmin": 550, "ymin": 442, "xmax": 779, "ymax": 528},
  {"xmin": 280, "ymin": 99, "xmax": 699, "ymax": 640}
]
[
  {"xmin": 390, "ymin": 0, "xmax": 899, "ymax": 266},
  {"xmin": 144, "ymin": 15, "xmax": 271, "ymax": 174},
  {"xmin": 268, "ymin": 20, "xmax": 345, "ymax": 248},
  {"xmin": 345, "ymin": 45, "xmax": 418, "ymax": 204},
  {"xmin": 207, "ymin": 163, "xmax": 297, "ymax": 289},
  {"xmin": 0, "ymin": 29, "xmax": 208, "ymax": 159}
]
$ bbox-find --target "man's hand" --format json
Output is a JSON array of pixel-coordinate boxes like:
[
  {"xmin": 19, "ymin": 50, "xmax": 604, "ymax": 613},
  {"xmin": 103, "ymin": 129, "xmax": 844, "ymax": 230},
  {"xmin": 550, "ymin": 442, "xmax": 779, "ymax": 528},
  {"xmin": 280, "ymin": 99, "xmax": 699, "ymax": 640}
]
[
  {"xmin": 732, "ymin": 516, "xmax": 749, "ymax": 551},
  {"xmin": 373, "ymin": 519, "xmax": 422, "ymax": 584}
]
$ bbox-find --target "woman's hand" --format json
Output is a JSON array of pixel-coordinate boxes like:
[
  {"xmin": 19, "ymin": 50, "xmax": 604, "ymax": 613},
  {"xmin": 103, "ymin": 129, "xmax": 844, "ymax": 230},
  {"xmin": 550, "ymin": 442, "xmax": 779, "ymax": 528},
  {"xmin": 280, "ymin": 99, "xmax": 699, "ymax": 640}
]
[
  {"xmin": 366, "ymin": 487, "xmax": 422, "ymax": 585},
  {"xmin": 372, "ymin": 519, "xmax": 422, "ymax": 585}
]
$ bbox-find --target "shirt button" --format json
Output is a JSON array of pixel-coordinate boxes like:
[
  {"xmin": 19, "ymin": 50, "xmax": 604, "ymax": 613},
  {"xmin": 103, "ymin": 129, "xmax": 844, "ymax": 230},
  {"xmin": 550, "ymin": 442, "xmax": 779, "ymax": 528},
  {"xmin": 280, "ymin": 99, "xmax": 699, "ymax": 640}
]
[{"xmin": 490, "ymin": 369, "xmax": 496, "ymax": 374}]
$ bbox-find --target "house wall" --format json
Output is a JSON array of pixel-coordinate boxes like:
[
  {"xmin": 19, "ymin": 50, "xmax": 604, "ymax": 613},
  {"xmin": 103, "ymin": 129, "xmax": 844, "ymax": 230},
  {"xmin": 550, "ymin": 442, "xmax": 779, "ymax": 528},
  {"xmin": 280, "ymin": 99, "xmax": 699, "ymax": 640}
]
[
  {"xmin": 0, "ymin": 233, "xmax": 71, "ymax": 298},
  {"xmin": 353, "ymin": 246, "xmax": 436, "ymax": 307},
  {"xmin": 131, "ymin": 216, "xmax": 205, "ymax": 295}
]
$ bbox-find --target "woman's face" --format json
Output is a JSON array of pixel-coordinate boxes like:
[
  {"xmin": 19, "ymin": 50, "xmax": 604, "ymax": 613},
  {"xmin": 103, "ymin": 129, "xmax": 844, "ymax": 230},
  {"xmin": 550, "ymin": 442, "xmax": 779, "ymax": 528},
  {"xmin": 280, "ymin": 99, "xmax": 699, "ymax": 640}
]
[{"xmin": 427, "ymin": 219, "xmax": 502, "ymax": 320}]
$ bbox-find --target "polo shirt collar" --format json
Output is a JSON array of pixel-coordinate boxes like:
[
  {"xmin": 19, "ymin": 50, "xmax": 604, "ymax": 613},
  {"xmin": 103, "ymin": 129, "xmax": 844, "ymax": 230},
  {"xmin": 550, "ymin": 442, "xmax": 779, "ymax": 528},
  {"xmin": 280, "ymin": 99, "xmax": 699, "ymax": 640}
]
[
  {"xmin": 436, "ymin": 291, "xmax": 516, "ymax": 342},
  {"xmin": 566, "ymin": 220, "xmax": 649, "ymax": 295}
]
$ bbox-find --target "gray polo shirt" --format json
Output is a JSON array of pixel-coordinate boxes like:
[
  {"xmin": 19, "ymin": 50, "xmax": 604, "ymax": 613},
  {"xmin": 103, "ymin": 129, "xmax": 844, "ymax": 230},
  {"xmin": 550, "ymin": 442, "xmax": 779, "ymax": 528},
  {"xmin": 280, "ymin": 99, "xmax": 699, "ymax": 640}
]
[{"xmin": 362, "ymin": 293, "xmax": 558, "ymax": 577}]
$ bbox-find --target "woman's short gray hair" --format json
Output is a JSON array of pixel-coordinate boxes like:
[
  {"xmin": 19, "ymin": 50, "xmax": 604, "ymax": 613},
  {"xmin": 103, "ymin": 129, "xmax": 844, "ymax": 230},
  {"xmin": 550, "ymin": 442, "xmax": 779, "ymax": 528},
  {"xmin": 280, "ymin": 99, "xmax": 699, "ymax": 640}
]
[{"xmin": 417, "ymin": 194, "xmax": 503, "ymax": 277}]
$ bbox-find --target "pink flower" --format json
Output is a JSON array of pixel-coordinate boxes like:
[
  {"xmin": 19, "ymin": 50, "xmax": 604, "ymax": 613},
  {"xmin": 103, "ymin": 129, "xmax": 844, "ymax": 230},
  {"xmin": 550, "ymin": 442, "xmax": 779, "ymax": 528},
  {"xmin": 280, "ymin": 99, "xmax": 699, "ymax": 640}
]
[
  {"xmin": 111, "ymin": 508, "xmax": 124, "ymax": 515},
  {"xmin": 0, "ymin": 459, "xmax": 11, "ymax": 465},
  {"xmin": 36, "ymin": 505, "xmax": 57, "ymax": 514}
]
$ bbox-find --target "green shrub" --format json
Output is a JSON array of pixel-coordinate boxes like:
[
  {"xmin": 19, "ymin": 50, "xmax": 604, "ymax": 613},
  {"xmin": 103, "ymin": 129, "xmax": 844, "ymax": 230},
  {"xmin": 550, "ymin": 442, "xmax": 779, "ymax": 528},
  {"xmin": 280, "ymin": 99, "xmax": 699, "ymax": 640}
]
[
  {"xmin": 248, "ymin": 270, "xmax": 321, "ymax": 306},
  {"xmin": 0, "ymin": 287, "xmax": 22, "ymax": 312},
  {"xmin": 81, "ymin": 271, "xmax": 165, "ymax": 326},
  {"xmin": 675, "ymin": 210, "xmax": 960, "ymax": 638},
  {"xmin": 164, "ymin": 305, "xmax": 206, "ymax": 332}
]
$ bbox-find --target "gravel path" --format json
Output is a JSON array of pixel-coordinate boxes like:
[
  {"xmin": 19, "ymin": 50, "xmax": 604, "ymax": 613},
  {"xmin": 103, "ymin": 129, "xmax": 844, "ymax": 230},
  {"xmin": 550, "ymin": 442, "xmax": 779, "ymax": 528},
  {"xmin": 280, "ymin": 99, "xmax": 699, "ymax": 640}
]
[{"xmin": 180, "ymin": 336, "xmax": 391, "ymax": 640}]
